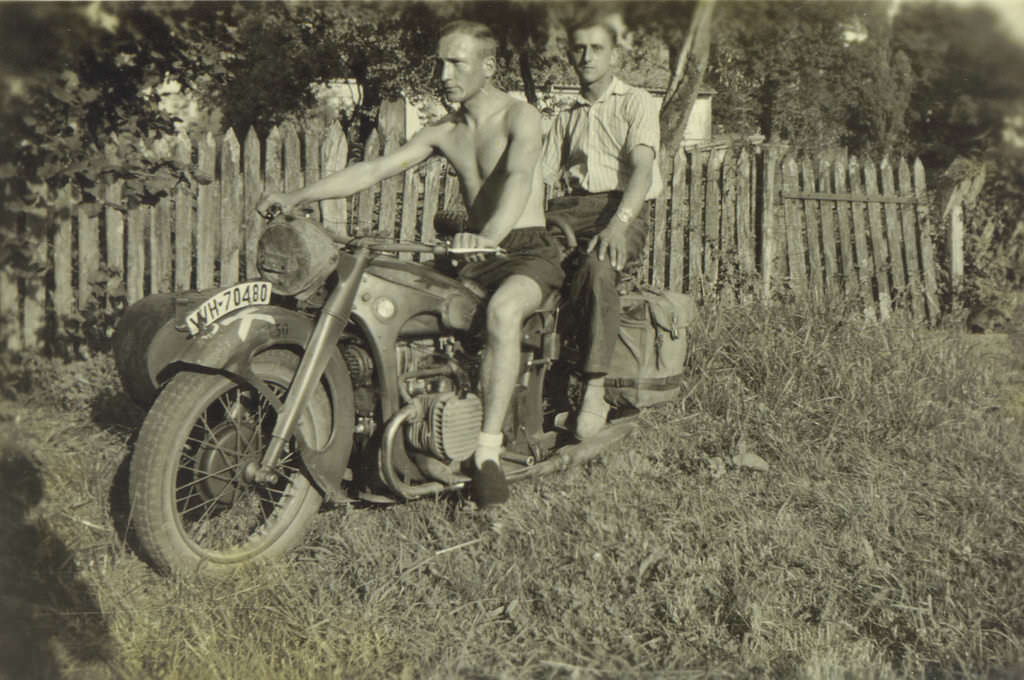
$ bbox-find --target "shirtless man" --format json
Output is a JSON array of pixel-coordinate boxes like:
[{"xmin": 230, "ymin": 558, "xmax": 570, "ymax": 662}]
[{"xmin": 256, "ymin": 21, "xmax": 562, "ymax": 507}]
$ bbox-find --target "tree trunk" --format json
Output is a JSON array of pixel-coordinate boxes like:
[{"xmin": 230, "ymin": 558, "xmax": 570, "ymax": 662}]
[
  {"xmin": 519, "ymin": 47, "xmax": 538, "ymax": 105},
  {"xmin": 659, "ymin": 0, "xmax": 715, "ymax": 167}
]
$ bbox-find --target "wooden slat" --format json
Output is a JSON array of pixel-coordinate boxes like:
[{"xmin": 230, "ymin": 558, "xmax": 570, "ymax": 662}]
[
  {"xmin": 880, "ymin": 158, "xmax": 906, "ymax": 312},
  {"xmin": 443, "ymin": 160, "xmax": 461, "ymax": 211},
  {"xmin": 377, "ymin": 134, "xmax": 400, "ymax": 237},
  {"xmin": 398, "ymin": 167, "xmax": 421, "ymax": 260},
  {"xmin": 780, "ymin": 191, "xmax": 920, "ymax": 204},
  {"xmin": 320, "ymin": 122, "xmax": 349, "ymax": 239},
  {"xmin": 243, "ymin": 127, "xmax": 263, "ymax": 279},
  {"xmin": 421, "ymin": 158, "xmax": 444, "ymax": 258},
  {"xmin": 125, "ymin": 204, "xmax": 146, "ymax": 303},
  {"xmin": 356, "ymin": 128, "xmax": 381, "ymax": 232},
  {"xmin": 219, "ymin": 129, "xmax": 242, "ymax": 285},
  {"xmin": 651, "ymin": 180, "xmax": 668, "ymax": 287},
  {"xmin": 800, "ymin": 159, "xmax": 825, "ymax": 305},
  {"xmin": 781, "ymin": 157, "xmax": 807, "ymax": 299},
  {"xmin": 847, "ymin": 156, "xmax": 876, "ymax": 321},
  {"xmin": 760, "ymin": 146, "xmax": 778, "ymax": 299},
  {"xmin": 863, "ymin": 158, "xmax": 892, "ymax": 320},
  {"xmin": 897, "ymin": 158, "xmax": 925, "ymax": 321},
  {"xmin": 174, "ymin": 132, "xmax": 194, "ymax": 289},
  {"xmin": 150, "ymin": 138, "xmax": 172, "ymax": 295},
  {"xmin": 303, "ymin": 123, "xmax": 322, "ymax": 222},
  {"xmin": 0, "ymin": 229, "xmax": 20, "ymax": 349},
  {"xmin": 104, "ymin": 140, "xmax": 124, "ymax": 277},
  {"xmin": 832, "ymin": 157, "xmax": 860, "ymax": 303},
  {"xmin": 22, "ymin": 216, "xmax": 45, "ymax": 349},
  {"xmin": 816, "ymin": 158, "xmax": 839, "ymax": 301},
  {"xmin": 688, "ymin": 150, "xmax": 705, "ymax": 298},
  {"xmin": 668, "ymin": 148, "xmax": 688, "ymax": 293},
  {"xmin": 719, "ymin": 148, "xmax": 736, "ymax": 304},
  {"xmin": 703, "ymin": 148, "xmax": 724, "ymax": 297},
  {"xmin": 77, "ymin": 205, "xmax": 100, "ymax": 310},
  {"xmin": 196, "ymin": 131, "xmax": 218, "ymax": 289},
  {"xmin": 54, "ymin": 185, "xmax": 73, "ymax": 323},
  {"xmin": 914, "ymin": 160, "xmax": 940, "ymax": 322},
  {"xmin": 283, "ymin": 121, "xmax": 302, "ymax": 194},
  {"xmin": 265, "ymin": 125, "xmax": 283, "ymax": 195},
  {"xmin": 152, "ymin": 193, "xmax": 172, "ymax": 294},
  {"xmin": 736, "ymin": 148, "xmax": 754, "ymax": 300}
]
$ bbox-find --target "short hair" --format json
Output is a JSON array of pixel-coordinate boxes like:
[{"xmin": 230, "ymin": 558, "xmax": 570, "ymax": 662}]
[
  {"xmin": 439, "ymin": 20, "xmax": 498, "ymax": 60},
  {"xmin": 567, "ymin": 12, "xmax": 624, "ymax": 47}
]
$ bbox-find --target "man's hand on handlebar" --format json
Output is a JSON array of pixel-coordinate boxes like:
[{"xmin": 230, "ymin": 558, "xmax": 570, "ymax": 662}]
[
  {"xmin": 450, "ymin": 232, "xmax": 498, "ymax": 263},
  {"xmin": 256, "ymin": 192, "xmax": 300, "ymax": 219}
]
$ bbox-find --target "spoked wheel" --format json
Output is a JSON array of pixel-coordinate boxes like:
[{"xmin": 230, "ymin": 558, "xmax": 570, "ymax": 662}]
[{"xmin": 129, "ymin": 350, "xmax": 334, "ymax": 575}]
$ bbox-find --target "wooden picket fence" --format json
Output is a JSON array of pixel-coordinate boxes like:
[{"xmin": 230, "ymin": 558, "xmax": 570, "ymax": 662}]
[{"xmin": 1, "ymin": 120, "xmax": 957, "ymax": 351}]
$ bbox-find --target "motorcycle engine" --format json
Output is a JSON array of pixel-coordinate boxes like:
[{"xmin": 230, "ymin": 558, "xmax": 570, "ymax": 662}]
[
  {"xmin": 406, "ymin": 393, "xmax": 483, "ymax": 463},
  {"xmin": 398, "ymin": 338, "xmax": 483, "ymax": 464}
]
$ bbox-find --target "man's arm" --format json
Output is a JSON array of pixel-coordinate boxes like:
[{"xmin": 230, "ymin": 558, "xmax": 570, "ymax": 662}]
[
  {"xmin": 473, "ymin": 103, "xmax": 543, "ymax": 243},
  {"xmin": 257, "ymin": 126, "xmax": 442, "ymax": 214},
  {"xmin": 588, "ymin": 144, "xmax": 655, "ymax": 269}
]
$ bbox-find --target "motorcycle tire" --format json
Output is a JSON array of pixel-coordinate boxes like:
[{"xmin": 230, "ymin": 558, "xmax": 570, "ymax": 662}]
[{"xmin": 129, "ymin": 349, "xmax": 331, "ymax": 575}]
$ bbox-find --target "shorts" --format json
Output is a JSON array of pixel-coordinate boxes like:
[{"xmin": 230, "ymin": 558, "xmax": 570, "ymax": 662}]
[{"xmin": 458, "ymin": 227, "xmax": 565, "ymax": 296}]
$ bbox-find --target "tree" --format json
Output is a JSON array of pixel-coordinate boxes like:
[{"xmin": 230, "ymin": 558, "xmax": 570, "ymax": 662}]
[{"xmin": 893, "ymin": 1, "xmax": 1024, "ymax": 168}]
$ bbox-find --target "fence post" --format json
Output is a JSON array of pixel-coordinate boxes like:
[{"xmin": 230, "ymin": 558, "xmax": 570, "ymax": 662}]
[
  {"xmin": 220, "ymin": 129, "xmax": 242, "ymax": 285},
  {"xmin": 150, "ymin": 137, "xmax": 172, "ymax": 295},
  {"xmin": 196, "ymin": 132, "xmax": 219, "ymax": 289},
  {"xmin": 54, "ymin": 185, "xmax": 73, "ymax": 329},
  {"xmin": 914, "ymin": 160, "xmax": 940, "ymax": 321},
  {"xmin": 760, "ymin": 146, "xmax": 778, "ymax": 300},
  {"xmin": 320, "ymin": 122, "xmax": 349, "ymax": 238},
  {"xmin": 77, "ymin": 204, "xmax": 100, "ymax": 311},
  {"xmin": 668, "ymin": 148, "xmax": 688, "ymax": 293},
  {"xmin": 897, "ymin": 158, "xmax": 925, "ymax": 321},
  {"xmin": 243, "ymin": 127, "xmax": 263, "ymax": 279},
  {"xmin": 174, "ymin": 132, "xmax": 195, "ymax": 290},
  {"xmin": 863, "ymin": 158, "xmax": 892, "ymax": 320},
  {"xmin": 948, "ymin": 199, "xmax": 965, "ymax": 300}
]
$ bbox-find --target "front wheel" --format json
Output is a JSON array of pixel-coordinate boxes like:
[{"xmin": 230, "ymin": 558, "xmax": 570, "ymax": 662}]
[{"xmin": 129, "ymin": 350, "xmax": 333, "ymax": 575}]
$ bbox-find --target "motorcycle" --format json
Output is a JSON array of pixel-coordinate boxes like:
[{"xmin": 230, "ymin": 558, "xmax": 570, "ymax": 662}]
[{"xmin": 113, "ymin": 208, "xmax": 638, "ymax": 575}]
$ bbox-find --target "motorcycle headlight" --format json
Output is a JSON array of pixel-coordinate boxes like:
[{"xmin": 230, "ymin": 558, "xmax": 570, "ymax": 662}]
[{"xmin": 257, "ymin": 214, "xmax": 339, "ymax": 298}]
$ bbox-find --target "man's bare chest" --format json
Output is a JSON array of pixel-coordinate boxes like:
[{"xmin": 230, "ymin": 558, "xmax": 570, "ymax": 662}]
[{"xmin": 441, "ymin": 122, "xmax": 509, "ymax": 184}]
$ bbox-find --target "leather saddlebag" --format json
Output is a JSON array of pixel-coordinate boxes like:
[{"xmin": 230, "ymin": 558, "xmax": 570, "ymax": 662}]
[{"xmin": 604, "ymin": 286, "xmax": 698, "ymax": 408}]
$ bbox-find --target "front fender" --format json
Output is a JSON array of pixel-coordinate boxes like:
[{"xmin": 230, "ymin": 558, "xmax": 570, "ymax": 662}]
[
  {"xmin": 174, "ymin": 305, "xmax": 306, "ymax": 376},
  {"xmin": 114, "ymin": 297, "xmax": 355, "ymax": 501}
]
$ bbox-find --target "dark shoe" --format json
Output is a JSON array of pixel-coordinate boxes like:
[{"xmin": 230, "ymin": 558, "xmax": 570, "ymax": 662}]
[{"xmin": 470, "ymin": 460, "xmax": 509, "ymax": 507}]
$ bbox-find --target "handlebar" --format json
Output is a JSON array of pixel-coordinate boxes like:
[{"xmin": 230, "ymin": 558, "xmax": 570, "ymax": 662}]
[{"xmin": 259, "ymin": 204, "xmax": 505, "ymax": 258}]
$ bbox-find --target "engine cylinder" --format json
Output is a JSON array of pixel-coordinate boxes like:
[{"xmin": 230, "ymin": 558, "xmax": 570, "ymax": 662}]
[{"xmin": 406, "ymin": 393, "xmax": 482, "ymax": 463}]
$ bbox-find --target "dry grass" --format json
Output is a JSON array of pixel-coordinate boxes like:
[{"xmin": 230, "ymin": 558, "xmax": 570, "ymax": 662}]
[{"xmin": 1, "ymin": 302, "xmax": 1022, "ymax": 679}]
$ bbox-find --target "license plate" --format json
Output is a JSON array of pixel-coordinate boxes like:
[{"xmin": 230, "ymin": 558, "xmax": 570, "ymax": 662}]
[{"xmin": 185, "ymin": 281, "xmax": 273, "ymax": 335}]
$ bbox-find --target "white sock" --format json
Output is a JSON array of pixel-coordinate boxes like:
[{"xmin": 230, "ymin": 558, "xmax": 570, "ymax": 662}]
[{"xmin": 475, "ymin": 431, "xmax": 503, "ymax": 467}]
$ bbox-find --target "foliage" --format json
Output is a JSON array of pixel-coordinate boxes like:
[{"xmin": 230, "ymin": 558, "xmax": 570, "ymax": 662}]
[
  {"xmin": 894, "ymin": 1, "xmax": 1024, "ymax": 170},
  {"xmin": 961, "ymin": 148, "xmax": 1024, "ymax": 308},
  {"xmin": 705, "ymin": 1, "xmax": 912, "ymax": 155}
]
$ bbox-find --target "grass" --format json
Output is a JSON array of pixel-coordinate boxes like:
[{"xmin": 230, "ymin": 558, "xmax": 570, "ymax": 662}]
[{"xmin": 1, "ymin": 301, "xmax": 1022, "ymax": 679}]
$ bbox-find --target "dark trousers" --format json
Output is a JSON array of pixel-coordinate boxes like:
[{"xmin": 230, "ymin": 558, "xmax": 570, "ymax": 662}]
[{"xmin": 546, "ymin": 193, "xmax": 649, "ymax": 376}]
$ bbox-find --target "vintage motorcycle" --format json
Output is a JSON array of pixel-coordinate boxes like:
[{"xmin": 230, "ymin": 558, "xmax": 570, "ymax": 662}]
[{"xmin": 113, "ymin": 209, "xmax": 641, "ymax": 575}]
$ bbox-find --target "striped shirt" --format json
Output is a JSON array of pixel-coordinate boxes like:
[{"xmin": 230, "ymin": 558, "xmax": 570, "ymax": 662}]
[{"xmin": 542, "ymin": 77, "xmax": 662, "ymax": 200}]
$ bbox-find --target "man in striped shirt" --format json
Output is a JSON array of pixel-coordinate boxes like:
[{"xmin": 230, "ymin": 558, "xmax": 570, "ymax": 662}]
[{"xmin": 542, "ymin": 12, "xmax": 662, "ymax": 439}]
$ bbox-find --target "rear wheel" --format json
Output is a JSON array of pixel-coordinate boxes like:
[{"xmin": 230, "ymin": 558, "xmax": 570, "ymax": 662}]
[{"xmin": 129, "ymin": 350, "xmax": 332, "ymax": 575}]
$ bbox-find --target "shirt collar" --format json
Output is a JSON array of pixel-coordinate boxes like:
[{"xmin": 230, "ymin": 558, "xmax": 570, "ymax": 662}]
[{"xmin": 572, "ymin": 76, "xmax": 627, "ymax": 107}]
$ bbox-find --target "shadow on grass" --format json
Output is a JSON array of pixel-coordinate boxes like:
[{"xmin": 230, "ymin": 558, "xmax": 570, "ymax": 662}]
[
  {"xmin": 0, "ymin": 439, "xmax": 115, "ymax": 679},
  {"xmin": 90, "ymin": 388, "xmax": 145, "ymax": 558}
]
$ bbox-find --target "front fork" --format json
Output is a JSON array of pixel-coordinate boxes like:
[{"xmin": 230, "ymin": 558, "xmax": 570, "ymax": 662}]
[{"xmin": 245, "ymin": 246, "xmax": 371, "ymax": 484}]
